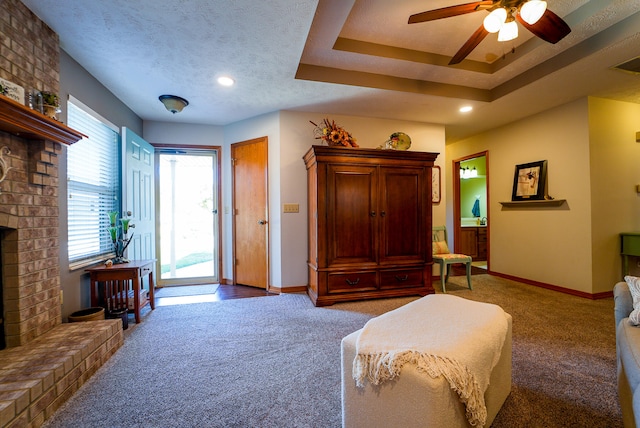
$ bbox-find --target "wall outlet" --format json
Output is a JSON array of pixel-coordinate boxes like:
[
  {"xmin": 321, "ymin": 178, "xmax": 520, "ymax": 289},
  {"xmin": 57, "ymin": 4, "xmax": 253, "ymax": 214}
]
[{"xmin": 283, "ymin": 203, "xmax": 299, "ymax": 213}]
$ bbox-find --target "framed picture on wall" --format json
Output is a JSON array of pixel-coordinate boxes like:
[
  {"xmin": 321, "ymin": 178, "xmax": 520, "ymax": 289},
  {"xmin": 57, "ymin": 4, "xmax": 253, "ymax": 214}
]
[
  {"xmin": 511, "ymin": 160, "xmax": 547, "ymax": 201},
  {"xmin": 432, "ymin": 166, "xmax": 441, "ymax": 204}
]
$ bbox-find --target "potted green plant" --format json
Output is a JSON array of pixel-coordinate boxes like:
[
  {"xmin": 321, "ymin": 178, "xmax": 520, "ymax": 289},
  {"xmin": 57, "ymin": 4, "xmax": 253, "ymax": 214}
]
[{"xmin": 41, "ymin": 91, "xmax": 60, "ymax": 119}]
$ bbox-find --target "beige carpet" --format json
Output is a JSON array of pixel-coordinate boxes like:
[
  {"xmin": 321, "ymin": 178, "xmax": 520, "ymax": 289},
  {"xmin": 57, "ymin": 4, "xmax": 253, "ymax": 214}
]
[
  {"xmin": 43, "ymin": 273, "xmax": 622, "ymax": 427},
  {"xmin": 440, "ymin": 274, "xmax": 621, "ymax": 427}
]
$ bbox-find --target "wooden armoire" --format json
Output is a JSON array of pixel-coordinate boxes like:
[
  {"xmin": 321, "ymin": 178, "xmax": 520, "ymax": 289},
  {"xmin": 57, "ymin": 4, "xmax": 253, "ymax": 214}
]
[{"xmin": 304, "ymin": 145, "xmax": 439, "ymax": 306}]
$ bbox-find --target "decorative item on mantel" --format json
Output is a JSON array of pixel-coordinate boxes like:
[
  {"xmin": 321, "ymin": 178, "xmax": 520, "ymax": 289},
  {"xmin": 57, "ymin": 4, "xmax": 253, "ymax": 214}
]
[
  {"xmin": 0, "ymin": 77, "xmax": 25, "ymax": 104},
  {"xmin": 107, "ymin": 211, "xmax": 135, "ymax": 265},
  {"xmin": 40, "ymin": 91, "xmax": 61, "ymax": 120},
  {"xmin": 378, "ymin": 132, "xmax": 411, "ymax": 150},
  {"xmin": 310, "ymin": 118, "xmax": 358, "ymax": 147}
]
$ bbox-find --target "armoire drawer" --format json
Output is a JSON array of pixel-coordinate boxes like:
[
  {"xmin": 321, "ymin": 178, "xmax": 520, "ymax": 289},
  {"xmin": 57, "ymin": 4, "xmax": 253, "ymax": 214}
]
[
  {"xmin": 328, "ymin": 271, "xmax": 377, "ymax": 293},
  {"xmin": 379, "ymin": 268, "xmax": 424, "ymax": 289}
]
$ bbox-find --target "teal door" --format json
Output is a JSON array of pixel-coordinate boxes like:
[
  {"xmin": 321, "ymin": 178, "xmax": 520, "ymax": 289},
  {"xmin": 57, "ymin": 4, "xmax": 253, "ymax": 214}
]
[{"xmin": 122, "ymin": 127, "xmax": 155, "ymax": 262}]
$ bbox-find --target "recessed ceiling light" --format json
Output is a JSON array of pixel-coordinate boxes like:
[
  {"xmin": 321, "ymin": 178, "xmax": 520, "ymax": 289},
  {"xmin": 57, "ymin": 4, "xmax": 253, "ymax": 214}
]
[
  {"xmin": 460, "ymin": 106, "xmax": 473, "ymax": 113},
  {"xmin": 217, "ymin": 76, "xmax": 235, "ymax": 87}
]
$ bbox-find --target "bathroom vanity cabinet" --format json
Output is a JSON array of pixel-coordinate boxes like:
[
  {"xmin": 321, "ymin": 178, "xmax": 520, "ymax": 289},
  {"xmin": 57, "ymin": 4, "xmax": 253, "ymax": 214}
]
[{"xmin": 459, "ymin": 226, "xmax": 487, "ymax": 261}]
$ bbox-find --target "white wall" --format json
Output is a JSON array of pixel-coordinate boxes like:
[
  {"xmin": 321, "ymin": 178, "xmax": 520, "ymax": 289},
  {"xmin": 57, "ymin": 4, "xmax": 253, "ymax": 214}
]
[
  {"xmin": 447, "ymin": 98, "xmax": 594, "ymax": 293},
  {"xmin": 588, "ymin": 97, "xmax": 640, "ymax": 293},
  {"xmin": 143, "ymin": 121, "xmax": 224, "ymax": 145}
]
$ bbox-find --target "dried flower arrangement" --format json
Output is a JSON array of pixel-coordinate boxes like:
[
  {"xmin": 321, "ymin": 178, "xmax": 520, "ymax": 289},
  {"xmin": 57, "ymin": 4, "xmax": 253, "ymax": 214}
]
[{"xmin": 310, "ymin": 118, "xmax": 358, "ymax": 147}]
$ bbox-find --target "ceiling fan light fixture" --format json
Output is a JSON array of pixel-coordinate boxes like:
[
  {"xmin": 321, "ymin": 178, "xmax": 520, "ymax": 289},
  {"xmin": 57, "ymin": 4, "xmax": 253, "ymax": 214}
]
[
  {"xmin": 498, "ymin": 20, "xmax": 518, "ymax": 42},
  {"xmin": 158, "ymin": 95, "xmax": 189, "ymax": 114},
  {"xmin": 483, "ymin": 8, "xmax": 507, "ymax": 33},
  {"xmin": 520, "ymin": 0, "xmax": 547, "ymax": 25}
]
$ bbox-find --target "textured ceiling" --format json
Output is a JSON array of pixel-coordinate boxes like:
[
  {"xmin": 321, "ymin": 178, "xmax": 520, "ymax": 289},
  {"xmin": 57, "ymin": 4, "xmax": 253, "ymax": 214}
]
[{"xmin": 19, "ymin": 0, "xmax": 640, "ymax": 142}]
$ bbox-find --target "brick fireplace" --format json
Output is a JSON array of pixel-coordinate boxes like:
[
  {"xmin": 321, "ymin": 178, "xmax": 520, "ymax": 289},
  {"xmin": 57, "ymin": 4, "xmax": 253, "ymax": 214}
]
[
  {"xmin": 0, "ymin": 4, "xmax": 124, "ymax": 426},
  {"xmin": 0, "ymin": 0, "xmax": 68, "ymax": 348},
  {"xmin": 0, "ymin": 134, "xmax": 65, "ymax": 348},
  {"xmin": 0, "ymin": 98, "xmax": 124, "ymax": 428}
]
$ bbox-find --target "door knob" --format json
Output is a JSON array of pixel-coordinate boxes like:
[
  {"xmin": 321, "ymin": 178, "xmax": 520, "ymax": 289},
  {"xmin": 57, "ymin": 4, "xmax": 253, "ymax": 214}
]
[{"xmin": 258, "ymin": 220, "xmax": 267, "ymax": 225}]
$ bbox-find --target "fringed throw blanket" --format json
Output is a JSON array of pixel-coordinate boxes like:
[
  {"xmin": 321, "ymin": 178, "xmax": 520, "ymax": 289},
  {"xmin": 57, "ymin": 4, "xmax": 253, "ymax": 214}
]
[{"xmin": 353, "ymin": 294, "xmax": 509, "ymax": 427}]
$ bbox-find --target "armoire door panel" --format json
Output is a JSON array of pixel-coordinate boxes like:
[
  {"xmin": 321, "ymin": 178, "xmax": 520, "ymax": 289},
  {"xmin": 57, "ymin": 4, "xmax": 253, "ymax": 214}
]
[
  {"xmin": 380, "ymin": 167, "xmax": 424, "ymax": 262},
  {"xmin": 327, "ymin": 165, "xmax": 377, "ymax": 265}
]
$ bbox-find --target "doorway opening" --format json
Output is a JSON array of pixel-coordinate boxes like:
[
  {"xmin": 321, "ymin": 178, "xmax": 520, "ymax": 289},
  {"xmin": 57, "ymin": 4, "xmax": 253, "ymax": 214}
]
[
  {"xmin": 155, "ymin": 147, "xmax": 221, "ymax": 287},
  {"xmin": 453, "ymin": 152, "xmax": 489, "ymax": 271}
]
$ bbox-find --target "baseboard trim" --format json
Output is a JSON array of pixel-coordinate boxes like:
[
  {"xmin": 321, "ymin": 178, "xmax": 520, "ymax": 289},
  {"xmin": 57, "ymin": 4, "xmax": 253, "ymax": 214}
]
[
  {"xmin": 271, "ymin": 285, "xmax": 307, "ymax": 294},
  {"xmin": 488, "ymin": 270, "xmax": 613, "ymax": 299},
  {"xmin": 221, "ymin": 279, "xmax": 307, "ymax": 295}
]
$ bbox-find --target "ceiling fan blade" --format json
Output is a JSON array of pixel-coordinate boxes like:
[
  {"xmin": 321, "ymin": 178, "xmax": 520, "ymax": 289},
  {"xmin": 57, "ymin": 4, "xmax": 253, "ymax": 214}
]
[
  {"xmin": 408, "ymin": 1, "xmax": 494, "ymax": 24},
  {"xmin": 449, "ymin": 25, "xmax": 489, "ymax": 65},
  {"xmin": 516, "ymin": 9, "xmax": 571, "ymax": 44}
]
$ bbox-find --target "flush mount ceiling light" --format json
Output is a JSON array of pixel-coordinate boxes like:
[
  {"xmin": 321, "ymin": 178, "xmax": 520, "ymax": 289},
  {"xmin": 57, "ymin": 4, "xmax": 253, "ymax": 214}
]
[
  {"xmin": 217, "ymin": 76, "xmax": 235, "ymax": 87},
  {"xmin": 459, "ymin": 105, "xmax": 473, "ymax": 113},
  {"xmin": 158, "ymin": 95, "xmax": 189, "ymax": 114}
]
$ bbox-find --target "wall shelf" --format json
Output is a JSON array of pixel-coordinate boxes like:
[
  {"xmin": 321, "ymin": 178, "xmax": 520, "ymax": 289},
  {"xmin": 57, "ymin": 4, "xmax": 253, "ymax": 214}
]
[
  {"xmin": 499, "ymin": 199, "xmax": 566, "ymax": 208},
  {"xmin": 0, "ymin": 94, "xmax": 84, "ymax": 145}
]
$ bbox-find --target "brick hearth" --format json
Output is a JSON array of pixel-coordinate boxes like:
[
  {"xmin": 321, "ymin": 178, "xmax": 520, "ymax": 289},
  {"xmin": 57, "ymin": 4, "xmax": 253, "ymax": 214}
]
[{"xmin": 0, "ymin": 320, "xmax": 122, "ymax": 427}]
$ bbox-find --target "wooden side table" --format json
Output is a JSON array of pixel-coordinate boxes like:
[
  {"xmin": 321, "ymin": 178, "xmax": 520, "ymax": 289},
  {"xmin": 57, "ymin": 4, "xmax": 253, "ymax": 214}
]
[
  {"xmin": 621, "ymin": 233, "xmax": 640, "ymax": 278},
  {"xmin": 86, "ymin": 259, "xmax": 156, "ymax": 323}
]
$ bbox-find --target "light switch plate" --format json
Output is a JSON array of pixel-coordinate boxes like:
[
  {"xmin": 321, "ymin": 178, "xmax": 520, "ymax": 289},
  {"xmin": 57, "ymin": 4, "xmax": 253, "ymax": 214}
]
[{"xmin": 283, "ymin": 203, "xmax": 299, "ymax": 213}]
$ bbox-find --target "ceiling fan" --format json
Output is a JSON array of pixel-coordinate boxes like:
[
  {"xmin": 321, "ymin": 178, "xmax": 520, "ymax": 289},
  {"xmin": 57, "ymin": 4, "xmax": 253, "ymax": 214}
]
[{"xmin": 408, "ymin": 0, "xmax": 571, "ymax": 65}]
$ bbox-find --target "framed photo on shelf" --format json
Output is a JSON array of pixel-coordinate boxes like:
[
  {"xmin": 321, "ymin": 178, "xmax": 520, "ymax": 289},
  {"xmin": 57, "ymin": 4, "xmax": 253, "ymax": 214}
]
[
  {"xmin": 511, "ymin": 160, "xmax": 547, "ymax": 201},
  {"xmin": 432, "ymin": 165, "xmax": 441, "ymax": 204}
]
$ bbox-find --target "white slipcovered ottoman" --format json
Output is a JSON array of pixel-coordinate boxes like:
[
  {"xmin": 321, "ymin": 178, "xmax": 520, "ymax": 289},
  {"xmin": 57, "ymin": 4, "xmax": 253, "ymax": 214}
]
[{"xmin": 341, "ymin": 295, "xmax": 512, "ymax": 428}]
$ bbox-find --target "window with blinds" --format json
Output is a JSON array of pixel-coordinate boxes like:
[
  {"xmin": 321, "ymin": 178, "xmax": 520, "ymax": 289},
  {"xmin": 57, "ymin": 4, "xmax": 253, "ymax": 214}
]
[{"xmin": 67, "ymin": 101, "xmax": 120, "ymax": 268}]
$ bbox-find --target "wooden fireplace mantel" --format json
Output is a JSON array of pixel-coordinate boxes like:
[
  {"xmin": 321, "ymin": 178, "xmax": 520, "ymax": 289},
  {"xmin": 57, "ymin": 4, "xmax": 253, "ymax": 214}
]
[{"xmin": 0, "ymin": 94, "xmax": 84, "ymax": 145}]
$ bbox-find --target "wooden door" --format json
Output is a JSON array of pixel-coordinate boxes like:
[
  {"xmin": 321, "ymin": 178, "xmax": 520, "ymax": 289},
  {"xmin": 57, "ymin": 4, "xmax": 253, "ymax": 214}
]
[
  {"xmin": 379, "ymin": 166, "xmax": 425, "ymax": 264},
  {"xmin": 326, "ymin": 164, "xmax": 377, "ymax": 266},
  {"xmin": 122, "ymin": 127, "xmax": 155, "ymax": 262},
  {"xmin": 232, "ymin": 137, "xmax": 269, "ymax": 289}
]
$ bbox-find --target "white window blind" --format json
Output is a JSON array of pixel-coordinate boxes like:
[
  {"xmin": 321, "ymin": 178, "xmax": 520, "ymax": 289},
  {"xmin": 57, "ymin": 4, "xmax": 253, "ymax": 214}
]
[{"xmin": 67, "ymin": 101, "xmax": 120, "ymax": 267}]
